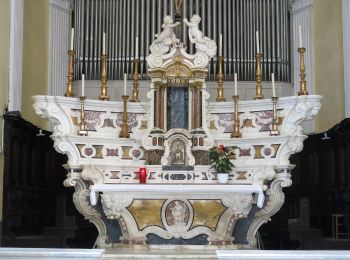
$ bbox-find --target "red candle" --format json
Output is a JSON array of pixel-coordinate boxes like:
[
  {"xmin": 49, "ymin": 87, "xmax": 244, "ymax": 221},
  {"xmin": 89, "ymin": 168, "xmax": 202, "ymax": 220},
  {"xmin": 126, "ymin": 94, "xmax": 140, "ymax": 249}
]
[{"xmin": 139, "ymin": 168, "xmax": 147, "ymax": 183}]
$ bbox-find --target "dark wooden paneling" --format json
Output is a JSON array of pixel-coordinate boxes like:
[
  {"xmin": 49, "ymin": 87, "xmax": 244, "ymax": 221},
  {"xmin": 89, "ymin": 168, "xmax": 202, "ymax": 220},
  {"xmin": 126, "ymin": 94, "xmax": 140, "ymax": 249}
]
[
  {"xmin": 261, "ymin": 118, "xmax": 350, "ymax": 249},
  {"xmin": 1, "ymin": 112, "xmax": 97, "ymax": 248}
]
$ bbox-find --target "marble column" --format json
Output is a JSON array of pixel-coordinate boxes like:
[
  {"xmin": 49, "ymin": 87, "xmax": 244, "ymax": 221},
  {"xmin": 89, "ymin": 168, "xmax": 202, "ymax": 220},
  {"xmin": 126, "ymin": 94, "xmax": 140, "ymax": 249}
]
[
  {"xmin": 49, "ymin": 0, "xmax": 71, "ymax": 96},
  {"xmin": 8, "ymin": 0, "xmax": 24, "ymax": 111},
  {"xmin": 192, "ymin": 89, "xmax": 201, "ymax": 129},
  {"xmin": 155, "ymin": 83, "xmax": 162, "ymax": 129}
]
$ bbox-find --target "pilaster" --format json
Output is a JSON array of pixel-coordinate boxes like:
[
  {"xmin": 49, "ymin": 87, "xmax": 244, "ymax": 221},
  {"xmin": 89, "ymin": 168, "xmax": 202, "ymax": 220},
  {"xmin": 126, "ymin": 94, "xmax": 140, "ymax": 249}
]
[
  {"xmin": 291, "ymin": 0, "xmax": 314, "ymax": 133},
  {"xmin": 49, "ymin": 0, "xmax": 71, "ymax": 96},
  {"xmin": 342, "ymin": 0, "xmax": 350, "ymax": 118},
  {"xmin": 8, "ymin": 0, "xmax": 24, "ymax": 111}
]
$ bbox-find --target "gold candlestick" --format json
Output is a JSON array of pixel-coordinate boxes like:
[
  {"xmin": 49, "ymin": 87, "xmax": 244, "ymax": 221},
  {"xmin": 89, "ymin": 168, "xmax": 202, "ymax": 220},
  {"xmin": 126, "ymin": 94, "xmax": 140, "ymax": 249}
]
[
  {"xmin": 231, "ymin": 95, "xmax": 242, "ymax": 138},
  {"xmin": 216, "ymin": 56, "xmax": 226, "ymax": 102},
  {"xmin": 131, "ymin": 59, "xmax": 140, "ymax": 102},
  {"xmin": 119, "ymin": 95, "xmax": 130, "ymax": 138},
  {"xmin": 270, "ymin": 96, "xmax": 280, "ymax": 136},
  {"xmin": 99, "ymin": 54, "xmax": 110, "ymax": 101},
  {"xmin": 65, "ymin": 50, "xmax": 75, "ymax": 97},
  {"xmin": 78, "ymin": 96, "xmax": 88, "ymax": 136},
  {"xmin": 298, "ymin": 47, "xmax": 308, "ymax": 96},
  {"xmin": 254, "ymin": 53, "xmax": 264, "ymax": 100}
]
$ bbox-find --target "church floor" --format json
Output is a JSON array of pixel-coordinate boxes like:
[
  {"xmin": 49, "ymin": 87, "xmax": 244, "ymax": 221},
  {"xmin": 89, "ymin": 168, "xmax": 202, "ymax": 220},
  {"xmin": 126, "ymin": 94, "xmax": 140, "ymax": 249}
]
[{"xmin": 102, "ymin": 248, "xmax": 218, "ymax": 259}]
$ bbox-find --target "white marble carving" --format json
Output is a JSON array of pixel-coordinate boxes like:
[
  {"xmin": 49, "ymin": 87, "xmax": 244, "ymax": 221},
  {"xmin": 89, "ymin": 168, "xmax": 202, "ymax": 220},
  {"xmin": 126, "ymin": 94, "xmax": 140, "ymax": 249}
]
[
  {"xmin": 183, "ymin": 15, "xmax": 217, "ymax": 58},
  {"xmin": 149, "ymin": 15, "xmax": 180, "ymax": 55}
]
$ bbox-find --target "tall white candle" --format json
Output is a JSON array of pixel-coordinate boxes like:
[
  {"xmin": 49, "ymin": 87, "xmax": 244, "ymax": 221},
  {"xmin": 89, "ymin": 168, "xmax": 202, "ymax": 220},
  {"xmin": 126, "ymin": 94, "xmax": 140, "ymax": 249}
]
[
  {"xmin": 234, "ymin": 73, "xmax": 238, "ymax": 96},
  {"xmin": 219, "ymin": 34, "xmax": 223, "ymax": 56},
  {"xmin": 271, "ymin": 73, "xmax": 276, "ymax": 97},
  {"xmin": 82, "ymin": 74, "xmax": 85, "ymax": 97},
  {"xmin": 103, "ymin": 32, "xmax": 106, "ymax": 54},
  {"xmin": 124, "ymin": 73, "xmax": 127, "ymax": 95},
  {"xmin": 256, "ymin": 31, "xmax": 260, "ymax": 53},
  {"xmin": 70, "ymin": 28, "xmax": 74, "ymax": 50},
  {"xmin": 135, "ymin": 36, "xmax": 139, "ymax": 59},
  {"xmin": 298, "ymin": 25, "xmax": 302, "ymax": 48}
]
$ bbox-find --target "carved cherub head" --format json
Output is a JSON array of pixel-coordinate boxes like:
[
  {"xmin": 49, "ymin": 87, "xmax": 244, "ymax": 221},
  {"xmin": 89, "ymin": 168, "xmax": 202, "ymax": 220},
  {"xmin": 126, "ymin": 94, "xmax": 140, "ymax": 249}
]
[
  {"xmin": 190, "ymin": 14, "xmax": 201, "ymax": 23},
  {"xmin": 163, "ymin": 15, "xmax": 174, "ymax": 24}
]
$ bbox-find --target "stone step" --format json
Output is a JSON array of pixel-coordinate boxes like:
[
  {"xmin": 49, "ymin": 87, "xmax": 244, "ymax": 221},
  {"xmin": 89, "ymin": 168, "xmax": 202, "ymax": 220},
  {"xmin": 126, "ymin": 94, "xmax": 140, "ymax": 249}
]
[{"xmin": 102, "ymin": 248, "xmax": 218, "ymax": 259}]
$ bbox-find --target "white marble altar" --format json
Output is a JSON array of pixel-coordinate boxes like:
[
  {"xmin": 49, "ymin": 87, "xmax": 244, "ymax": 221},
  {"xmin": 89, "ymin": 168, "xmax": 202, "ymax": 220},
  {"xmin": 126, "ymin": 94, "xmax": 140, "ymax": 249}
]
[{"xmin": 32, "ymin": 14, "xmax": 321, "ymax": 249}]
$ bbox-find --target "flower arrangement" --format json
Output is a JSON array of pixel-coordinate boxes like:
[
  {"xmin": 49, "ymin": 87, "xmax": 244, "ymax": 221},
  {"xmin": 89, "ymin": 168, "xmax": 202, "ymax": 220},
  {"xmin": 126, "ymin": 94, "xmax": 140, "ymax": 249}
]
[{"xmin": 209, "ymin": 144, "xmax": 235, "ymax": 174}]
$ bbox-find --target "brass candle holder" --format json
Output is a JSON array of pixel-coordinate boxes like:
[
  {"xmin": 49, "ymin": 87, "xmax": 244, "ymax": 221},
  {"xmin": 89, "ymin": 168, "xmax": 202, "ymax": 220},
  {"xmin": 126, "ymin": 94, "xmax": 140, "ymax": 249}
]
[
  {"xmin": 131, "ymin": 59, "xmax": 140, "ymax": 102},
  {"xmin": 99, "ymin": 54, "xmax": 110, "ymax": 101},
  {"xmin": 298, "ymin": 47, "xmax": 308, "ymax": 96},
  {"xmin": 78, "ymin": 96, "xmax": 88, "ymax": 136},
  {"xmin": 216, "ymin": 56, "xmax": 226, "ymax": 102},
  {"xmin": 254, "ymin": 53, "xmax": 264, "ymax": 100},
  {"xmin": 119, "ymin": 95, "xmax": 130, "ymax": 138},
  {"xmin": 231, "ymin": 95, "xmax": 242, "ymax": 138},
  {"xmin": 270, "ymin": 96, "xmax": 280, "ymax": 136},
  {"xmin": 65, "ymin": 50, "xmax": 75, "ymax": 97}
]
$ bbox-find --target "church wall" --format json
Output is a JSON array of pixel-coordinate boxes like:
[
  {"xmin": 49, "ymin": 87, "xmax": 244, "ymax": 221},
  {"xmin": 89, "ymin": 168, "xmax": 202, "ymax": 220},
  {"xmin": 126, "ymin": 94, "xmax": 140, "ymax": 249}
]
[
  {"xmin": 313, "ymin": 0, "xmax": 345, "ymax": 132},
  {"xmin": 21, "ymin": 0, "xmax": 49, "ymax": 129},
  {"xmin": 0, "ymin": 0, "xmax": 11, "ymax": 223}
]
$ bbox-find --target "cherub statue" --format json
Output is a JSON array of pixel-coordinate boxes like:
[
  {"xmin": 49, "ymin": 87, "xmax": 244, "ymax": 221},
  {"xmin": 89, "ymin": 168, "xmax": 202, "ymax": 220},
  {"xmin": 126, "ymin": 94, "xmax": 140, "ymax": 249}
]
[
  {"xmin": 150, "ymin": 16, "xmax": 180, "ymax": 55},
  {"xmin": 183, "ymin": 14, "xmax": 217, "ymax": 58}
]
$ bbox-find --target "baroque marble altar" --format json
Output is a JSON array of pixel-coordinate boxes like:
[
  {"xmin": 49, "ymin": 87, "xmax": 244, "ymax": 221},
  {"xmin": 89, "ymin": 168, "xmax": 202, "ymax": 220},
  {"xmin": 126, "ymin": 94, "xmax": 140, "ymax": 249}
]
[{"xmin": 32, "ymin": 15, "xmax": 321, "ymax": 249}]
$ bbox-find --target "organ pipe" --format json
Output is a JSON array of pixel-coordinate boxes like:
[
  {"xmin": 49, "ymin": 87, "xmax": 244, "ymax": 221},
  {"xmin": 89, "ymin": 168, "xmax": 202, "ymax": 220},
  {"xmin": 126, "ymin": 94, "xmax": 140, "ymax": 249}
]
[{"xmin": 73, "ymin": 0, "xmax": 290, "ymax": 83}]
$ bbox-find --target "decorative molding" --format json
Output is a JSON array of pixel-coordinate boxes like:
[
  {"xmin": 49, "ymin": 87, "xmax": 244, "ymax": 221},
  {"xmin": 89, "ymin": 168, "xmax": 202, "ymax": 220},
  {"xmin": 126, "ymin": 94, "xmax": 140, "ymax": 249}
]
[
  {"xmin": 291, "ymin": 0, "xmax": 314, "ymax": 133},
  {"xmin": 343, "ymin": 0, "xmax": 350, "ymax": 118},
  {"xmin": 48, "ymin": 0, "xmax": 71, "ymax": 96},
  {"xmin": 8, "ymin": 0, "xmax": 24, "ymax": 112}
]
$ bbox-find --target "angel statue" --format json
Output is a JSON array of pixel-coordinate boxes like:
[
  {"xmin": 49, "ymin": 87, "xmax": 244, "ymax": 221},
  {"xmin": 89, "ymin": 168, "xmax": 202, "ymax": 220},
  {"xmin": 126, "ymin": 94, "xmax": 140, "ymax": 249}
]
[
  {"xmin": 183, "ymin": 15, "xmax": 217, "ymax": 58},
  {"xmin": 149, "ymin": 16, "xmax": 180, "ymax": 55}
]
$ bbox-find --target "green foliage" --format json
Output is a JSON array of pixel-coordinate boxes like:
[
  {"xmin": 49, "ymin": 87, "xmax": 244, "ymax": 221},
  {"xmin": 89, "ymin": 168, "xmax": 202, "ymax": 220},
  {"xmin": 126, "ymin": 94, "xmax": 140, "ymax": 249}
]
[{"xmin": 209, "ymin": 145, "xmax": 235, "ymax": 173}]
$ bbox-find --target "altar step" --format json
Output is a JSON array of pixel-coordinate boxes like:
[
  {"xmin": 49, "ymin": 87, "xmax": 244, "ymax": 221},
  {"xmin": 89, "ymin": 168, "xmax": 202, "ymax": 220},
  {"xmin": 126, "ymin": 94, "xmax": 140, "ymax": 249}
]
[{"xmin": 102, "ymin": 248, "xmax": 218, "ymax": 259}]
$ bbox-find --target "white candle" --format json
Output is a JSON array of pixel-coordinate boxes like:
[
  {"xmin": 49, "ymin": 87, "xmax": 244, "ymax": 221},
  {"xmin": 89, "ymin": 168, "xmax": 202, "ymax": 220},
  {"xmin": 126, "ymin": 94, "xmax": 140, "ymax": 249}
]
[
  {"xmin": 219, "ymin": 34, "xmax": 223, "ymax": 56},
  {"xmin": 271, "ymin": 73, "xmax": 276, "ymax": 97},
  {"xmin": 103, "ymin": 32, "xmax": 106, "ymax": 54},
  {"xmin": 82, "ymin": 74, "xmax": 85, "ymax": 97},
  {"xmin": 135, "ymin": 36, "xmax": 139, "ymax": 59},
  {"xmin": 256, "ymin": 31, "xmax": 260, "ymax": 53},
  {"xmin": 234, "ymin": 73, "xmax": 238, "ymax": 96},
  {"xmin": 124, "ymin": 73, "xmax": 127, "ymax": 95},
  {"xmin": 70, "ymin": 28, "xmax": 74, "ymax": 50},
  {"xmin": 298, "ymin": 25, "xmax": 302, "ymax": 48}
]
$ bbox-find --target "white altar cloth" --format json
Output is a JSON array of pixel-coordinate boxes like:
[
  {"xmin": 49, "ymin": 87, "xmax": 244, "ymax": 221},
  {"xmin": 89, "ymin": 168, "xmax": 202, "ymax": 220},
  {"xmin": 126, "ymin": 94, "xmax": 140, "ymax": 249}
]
[{"xmin": 89, "ymin": 184, "xmax": 264, "ymax": 208}]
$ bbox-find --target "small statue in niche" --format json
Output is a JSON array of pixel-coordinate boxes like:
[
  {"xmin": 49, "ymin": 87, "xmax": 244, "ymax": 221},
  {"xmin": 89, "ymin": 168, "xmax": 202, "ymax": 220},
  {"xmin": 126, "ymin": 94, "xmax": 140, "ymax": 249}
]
[
  {"xmin": 171, "ymin": 140, "xmax": 185, "ymax": 165},
  {"xmin": 183, "ymin": 14, "xmax": 217, "ymax": 58},
  {"xmin": 150, "ymin": 16, "xmax": 180, "ymax": 55}
]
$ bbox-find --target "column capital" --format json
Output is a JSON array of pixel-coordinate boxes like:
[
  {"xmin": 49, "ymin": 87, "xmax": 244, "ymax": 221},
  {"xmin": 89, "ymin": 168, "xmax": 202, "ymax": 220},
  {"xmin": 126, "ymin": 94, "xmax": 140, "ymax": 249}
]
[
  {"xmin": 292, "ymin": 0, "xmax": 313, "ymax": 14},
  {"xmin": 50, "ymin": 0, "xmax": 71, "ymax": 12}
]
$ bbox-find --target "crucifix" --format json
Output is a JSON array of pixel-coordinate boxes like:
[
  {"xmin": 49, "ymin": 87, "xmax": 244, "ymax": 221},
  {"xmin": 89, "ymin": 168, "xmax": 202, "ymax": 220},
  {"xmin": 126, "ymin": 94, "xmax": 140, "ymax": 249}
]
[
  {"xmin": 175, "ymin": 0, "xmax": 183, "ymax": 15},
  {"xmin": 174, "ymin": 0, "xmax": 184, "ymax": 43}
]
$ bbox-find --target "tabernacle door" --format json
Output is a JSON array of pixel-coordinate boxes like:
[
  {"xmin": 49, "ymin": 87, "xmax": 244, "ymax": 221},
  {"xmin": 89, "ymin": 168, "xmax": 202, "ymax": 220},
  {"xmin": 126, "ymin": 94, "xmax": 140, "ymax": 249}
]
[{"xmin": 167, "ymin": 86, "xmax": 189, "ymax": 130}]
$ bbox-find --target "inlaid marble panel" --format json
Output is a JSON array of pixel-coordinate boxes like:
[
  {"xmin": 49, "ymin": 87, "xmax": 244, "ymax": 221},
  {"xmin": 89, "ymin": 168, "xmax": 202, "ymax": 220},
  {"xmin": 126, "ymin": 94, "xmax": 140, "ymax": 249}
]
[
  {"xmin": 190, "ymin": 200, "xmax": 227, "ymax": 231},
  {"xmin": 127, "ymin": 200, "xmax": 165, "ymax": 230}
]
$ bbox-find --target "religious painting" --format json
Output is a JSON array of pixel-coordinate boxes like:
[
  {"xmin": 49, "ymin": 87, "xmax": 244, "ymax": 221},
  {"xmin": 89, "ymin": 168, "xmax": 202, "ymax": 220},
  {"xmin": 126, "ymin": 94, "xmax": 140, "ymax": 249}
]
[{"xmin": 167, "ymin": 87, "xmax": 188, "ymax": 129}]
